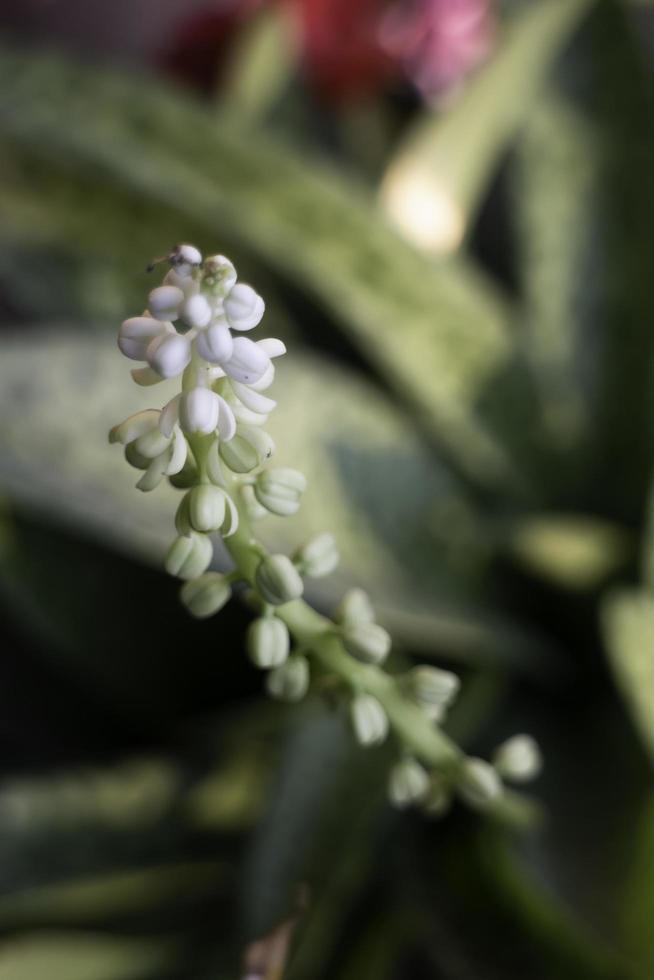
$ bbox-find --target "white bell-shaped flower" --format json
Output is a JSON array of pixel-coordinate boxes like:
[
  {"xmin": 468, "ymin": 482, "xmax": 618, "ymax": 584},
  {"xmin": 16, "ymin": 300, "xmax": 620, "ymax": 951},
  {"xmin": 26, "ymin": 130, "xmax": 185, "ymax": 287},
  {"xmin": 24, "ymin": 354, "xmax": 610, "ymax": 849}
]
[
  {"xmin": 147, "ymin": 333, "xmax": 192, "ymax": 379},
  {"xmin": 224, "ymin": 284, "xmax": 265, "ymax": 331},
  {"xmin": 179, "ymin": 387, "xmax": 221, "ymax": 435},
  {"xmin": 148, "ymin": 285, "xmax": 184, "ymax": 321},
  {"xmin": 196, "ymin": 322, "xmax": 234, "ymax": 363},
  {"xmin": 181, "ymin": 293, "xmax": 212, "ymax": 329},
  {"xmin": 223, "ymin": 337, "xmax": 270, "ymax": 385},
  {"xmin": 118, "ymin": 317, "xmax": 167, "ymax": 361}
]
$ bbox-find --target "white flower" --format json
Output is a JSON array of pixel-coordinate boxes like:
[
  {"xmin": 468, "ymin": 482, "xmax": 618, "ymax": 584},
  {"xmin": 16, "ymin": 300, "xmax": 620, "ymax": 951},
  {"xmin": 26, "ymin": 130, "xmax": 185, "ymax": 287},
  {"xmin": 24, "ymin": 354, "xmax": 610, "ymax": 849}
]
[
  {"xmin": 224, "ymin": 283, "xmax": 265, "ymax": 331},
  {"xmin": 148, "ymin": 285, "xmax": 184, "ymax": 321},
  {"xmin": 223, "ymin": 337, "xmax": 270, "ymax": 384},
  {"xmin": 493, "ymin": 735, "xmax": 542, "ymax": 783},
  {"xmin": 169, "ymin": 243, "xmax": 202, "ymax": 277},
  {"xmin": 118, "ymin": 316, "xmax": 168, "ymax": 361},
  {"xmin": 181, "ymin": 293, "xmax": 212, "ymax": 329},
  {"xmin": 196, "ymin": 322, "xmax": 234, "ymax": 363},
  {"xmin": 146, "ymin": 332, "xmax": 192, "ymax": 379},
  {"xmin": 179, "ymin": 387, "xmax": 221, "ymax": 435}
]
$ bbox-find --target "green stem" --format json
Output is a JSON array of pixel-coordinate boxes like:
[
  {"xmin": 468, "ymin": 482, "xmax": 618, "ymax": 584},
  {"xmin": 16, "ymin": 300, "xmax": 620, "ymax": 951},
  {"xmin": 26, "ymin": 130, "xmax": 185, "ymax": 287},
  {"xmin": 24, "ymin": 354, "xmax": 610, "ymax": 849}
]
[{"xmin": 224, "ymin": 497, "xmax": 462, "ymax": 770}]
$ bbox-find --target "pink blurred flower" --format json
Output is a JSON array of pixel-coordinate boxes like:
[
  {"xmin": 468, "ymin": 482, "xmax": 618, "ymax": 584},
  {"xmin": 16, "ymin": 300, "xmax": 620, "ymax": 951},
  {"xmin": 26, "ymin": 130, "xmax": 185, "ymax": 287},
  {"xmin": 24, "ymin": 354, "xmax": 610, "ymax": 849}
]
[{"xmin": 380, "ymin": 0, "xmax": 495, "ymax": 101}]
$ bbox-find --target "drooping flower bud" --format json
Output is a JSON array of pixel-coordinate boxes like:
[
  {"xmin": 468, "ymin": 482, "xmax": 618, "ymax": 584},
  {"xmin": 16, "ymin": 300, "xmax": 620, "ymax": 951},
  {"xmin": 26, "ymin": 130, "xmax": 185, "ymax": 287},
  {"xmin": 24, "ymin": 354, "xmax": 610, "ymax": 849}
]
[
  {"xmin": 118, "ymin": 317, "xmax": 166, "ymax": 361},
  {"xmin": 147, "ymin": 332, "xmax": 192, "ymax": 379},
  {"xmin": 196, "ymin": 322, "xmax": 234, "ymax": 363},
  {"xmin": 294, "ymin": 532, "xmax": 340, "ymax": 578},
  {"xmin": 350, "ymin": 693, "xmax": 389, "ymax": 747},
  {"xmin": 388, "ymin": 758, "xmax": 430, "ymax": 808},
  {"xmin": 334, "ymin": 588, "xmax": 375, "ymax": 627},
  {"xmin": 188, "ymin": 485, "xmax": 227, "ymax": 532},
  {"xmin": 148, "ymin": 285, "xmax": 183, "ymax": 321},
  {"xmin": 224, "ymin": 283, "xmax": 265, "ymax": 331},
  {"xmin": 343, "ymin": 622, "xmax": 391, "ymax": 665},
  {"xmin": 223, "ymin": 337, "xmax": 270, "ymax": 384},
  {"xmin": 109, "ymin": 410, "xmax": 161, "ymax": 446},
  {"xmin": 404, "ymin": 665, "xmax": 460, "ymax": 716},
  {"xmin": 255, "ymin": 554, "xmax": 304, "ymax": 606},
  {"xmin": 219, "ymin": 426, "xmax": 275, "ymax": 474},
  {"xmin": 266, "ymin": 655, "xmax": 310, "ymax": 702},
  {"xmin": 164, "ymin": 532, "xmax": 213, "ymax": 580},
  {"xmin": 493, "ymin": 735, "xmax": 542, "ymax": 784},
  {"xmin": 254, "ymin": 468, "xmax": 307, "ymax": 517},
  {"xmin": 179, "ymin": 388, "xmax": 220, "ymax": 435},
  {"xmin": 457, "ymin": 758, "xmax": 502, "ymax": 809},
  {"xmin": 247, "ymin": 615, "xmax": 290, "ymax": 668},
  {"xmin": 181, "ymin": 293, "xmax": 212, "ymax": 329},
  {"xmin": 180, "ymin": 572, "xmax": 231, "ymax": 618}
]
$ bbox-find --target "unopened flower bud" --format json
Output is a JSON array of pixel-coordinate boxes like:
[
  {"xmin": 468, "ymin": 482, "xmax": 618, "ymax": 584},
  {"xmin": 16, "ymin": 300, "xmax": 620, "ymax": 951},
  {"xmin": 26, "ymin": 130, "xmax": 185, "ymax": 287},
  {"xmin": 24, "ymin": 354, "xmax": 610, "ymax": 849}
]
[
  {"xmin": 223, "ymin": 337, "xmax": 270, "ymax": 384},
  {"xmin": 181, "ymin": 293, "xmax": 212, "ymax": 329},
  {"xmin": 224, "ymin": 283, "xmax": 265, "ymax": 331},
  {"xmin": 188, "ymin": 485, "xmax": 226, "ymax": 532},
  {"xmin": 168, "ymin": 455, "xmax": 199, "ymax": 489},
  {"xmin": 254, "ymin": 468, "xmax": 306, "ymax": 517},
  {"xmin": 294, "ymin": 533, "xmax": 339, "ymax": 577},
  {"xmin": 133, "ymin": 427, "xmax": 170, "ymax": 460},
  {"xmin": 219, "ymin": 433, "xmax": 260, "ymax": 474},
  {"xmin": 334, "ymin": 588, "xmax": 375, "ymax": 627},
  {"xmin": 109, "ymin": 409, "xmax": 160, "ymax": 446},
  {"xmin": 388, "ymin": 758, "xmax": 430, "ymax": 808},
  {"xmin": 179, "ymin": 388, "xmax": 220, "ymax": 435},
  {"xmin": 202, "ymin": 254, "xmax": 237, "ymax": 295},
  {"xmin": 147, "ymin": 332, "xmax": 192, "ymax": 379},
  {"xmin": 148, "ymin": 285, "xmax": 183, "ymax": 321},
  {"xmin": 164, "ymin": 532, "xmax": 212, "ymax": 580},
  {"xmin": 343, "ymin": 622, "xmax": 391, "ymax": 665},
  {"xmin": 241, "ymin": 484, "xmax": 268, "ymax": 521},
  {"xmin": 266, "ymin": 655, "xmax": 310, "ymax": 701},
  {"xmin": 458, "ymin": 758, "xmax": 502, "ymax": 809},
  {"xmin": 196, "ymin": 322, "xmax": 234, "ymax": 363},
  {"xmin": 422, "ymin": 773, "xmax": 452, "ymax": 818},
  {"xmin": 169, "ymin": 243, "xmax": 202, "ymax": 277},
  {"xmin": 405, "ymin": 666, "xmax": 460, "ymax": 716},
  {"xmin": 350, "ymin": 693, "xmax": 389, "ymax": 747},
  {"xmin": 255, "ymin": 554, "xmax": 304, "ymax": 605},
  {"xmin": 493, "ymin": 735, "xmax": 542, "ymax": 783},
  {"xmin": 180, "ymin": 572, "xmax": 231, "ymax": 618},
  {"xmin": 247, "ymin": 616, "xmax": 290, "ymax": 668},
  {"xmin": 118, "ymin": 317, "xmax": 165, "ymax": 361}
]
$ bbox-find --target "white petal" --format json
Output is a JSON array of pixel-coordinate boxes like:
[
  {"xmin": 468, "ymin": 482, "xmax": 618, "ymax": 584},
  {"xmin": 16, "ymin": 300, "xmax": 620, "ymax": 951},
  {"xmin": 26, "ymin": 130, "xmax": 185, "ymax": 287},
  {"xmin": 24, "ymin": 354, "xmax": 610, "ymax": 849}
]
[
  {"xmin": 147, "ymin": 333, "xmax": 192, "ymax": 379},
  {"xmin": 222, "ymin": 492, "xmax": 240, "ymax": 537},
  {"xmin": 223, "ymin": 337, "xmax": 270, "ymax": 384},
  {"xmin": 170, "ymin": 243, "xmax": 202, "ymax": 277},
  {"xmin": 131, "ymin": 366, "xmax": 164, "ymax": 386},
  {"xmin": 179, "ymin": 388, "xmax": 220, "ymax": 435},
  {"xmin": 159, "ymin": 394, "xmax": 181, "ymax": 437},
  {"xmin": 257, "ymin": 337, "xmax": 286, "ymax": 359},
  {"xmin": 118, "ymin": 316, "xmax": 165, "ymax": 361},
  {"xmin": 165, "ymin": 428, "xmax": 188, "ymax": 475},
  {"xmin": 109, "ymin": 409, "xmax": 159, "ymax": 445},
  {"xmin": 232, "ymin": 401, "xmax": 269, "ymax": 426},
  {"xmin": 148, "ymin": 285, "xmax": 184, "ymax": 321},
  {"xmin": 215, "ymin": 395, "xmax": 237, "ymax": 441},
  {"xmin": 181, "ymin": 293, "xmax": 212, "ymax": 329},
  {"xmin": 249, "ymin": 362, "xmax": 275, "ymax": 391},
  {"xmin": 136, "ymin": 453, "xmax": 168, "ymax": 492},
  {"xmin": 195, "ymin": 322, "xmax": 234, "ymax": 364},
  {"xmin": 224, "ymin": 284, "xmax": 265, "ymax": 331},
  {"xmin": 231, "ymin": 380, "xmax": 276, "ymax": 414}
]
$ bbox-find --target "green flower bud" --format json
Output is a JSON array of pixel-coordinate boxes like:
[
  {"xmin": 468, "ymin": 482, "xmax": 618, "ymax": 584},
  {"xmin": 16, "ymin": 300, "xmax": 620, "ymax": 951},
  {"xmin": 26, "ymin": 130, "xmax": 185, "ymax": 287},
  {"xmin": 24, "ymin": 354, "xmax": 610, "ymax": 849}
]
[
  {"xmin": 493, "ymin": 735, "xmax": 542, "ymax": 784},
  {"xmin": 247, "ymin": 616, "xmax": 290, "ymax": 668},
  {"xmin": 334, "ymin": 588, "xmax": 375, "ymax": 627},
  {"xmin": 168, "ymin": 456, "xmax": 199, "ymax": 489},
  {"xmin": 241, "ymin": 484, "xmax": 268, "ymax": 521},
  {"xmin": 266, "ymin": 655, "xmax": 310, "ymax": 701},
  {"xmin": 388, "ymin": 758, "xmax": 430, "ymax": 809},
  {"xmin": 219, "ymin": 434, "xmax": 260, "ymax": 474},
  {"xmin": 180, "ymin": 572, "xmax": 231, "ymax": 619},
  {"xmin": 109, "ymin": 409, "xmax": 160, "ymax": 445},
  {"xmin": 294, "ymin": 532, "xmax": 339, "ymax": 578},
  {"xmin": 164, "ymin": 533, "xmax": 213, "ymax": 580},
  {"xmin": 124, "ymin": 442, "xmax": 150, "ymax": 471},
  {"xmin": 457, "ymin": 758, "xmax": 502, "ymax": 809},
  {"xmin": 343, "ymin": 622, "xmax": 391, "ymax": 665},
  {"xmin": 254, "ymin": 468, "xmax": 307, "ymax": 517},
  {"xmin": 133, "ymin": 427, "xmax": 170, "ymax": 460},
  {"xmin": 404, "ymin": 665, "xmax": 460, "ymax": 717},
  {"xmin": 422, "ymin": 773, "xmax": 452, "ymax": 818},
  {"xmin": 255, "ymin": 554, "xmax": 304, "ymax": 605},
  {"xmin": 350, "ymin": 693, "xmax": 388, "ymax": 747},
  {"xmin": 188, "ymin": 485, "xmax": 226, "ymax": 532}
]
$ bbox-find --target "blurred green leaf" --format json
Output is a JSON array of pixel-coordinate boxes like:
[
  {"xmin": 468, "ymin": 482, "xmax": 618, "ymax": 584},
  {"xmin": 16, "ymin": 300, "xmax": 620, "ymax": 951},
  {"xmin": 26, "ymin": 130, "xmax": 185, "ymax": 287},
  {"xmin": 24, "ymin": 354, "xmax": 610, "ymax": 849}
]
[
  {"xmin": 602, "ymin": 590, "xmax": 654, "ymax": 762},
  {"xmin": 0, "ymin": 46, "xmax": 537, "ymax": 491},
  {"xmin": 0, "ymin": 327, "xmax": 550, "ymax": 668},
  {"xmin": 381, "ymin": 0, "xmax": 594, "ymax": 254},
  {"xmin": 0, "ymin": 933, "xmax": 172, "ymax": 980},
  {"xmin": 620, "ymin": 794, "xmax": 654, "ymax": 976}
]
